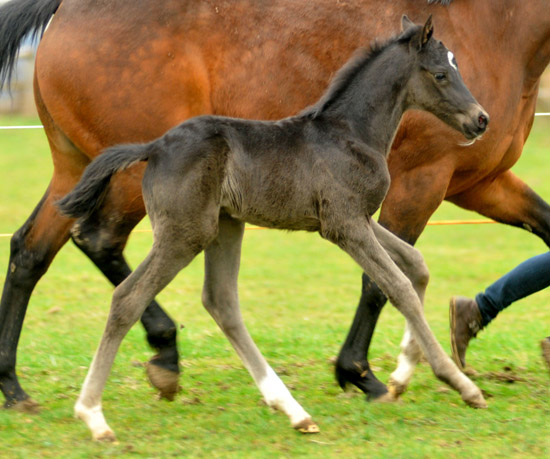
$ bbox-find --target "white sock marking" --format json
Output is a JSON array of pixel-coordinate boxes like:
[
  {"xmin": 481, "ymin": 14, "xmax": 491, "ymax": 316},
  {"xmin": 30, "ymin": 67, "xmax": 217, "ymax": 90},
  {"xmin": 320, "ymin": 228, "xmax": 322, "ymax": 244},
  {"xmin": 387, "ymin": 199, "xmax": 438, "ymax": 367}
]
[
  {"xmin": 258, "ymin": 367, "xmax": 311, "ymax": 426},
  {"xmin": 74, "ymin": 400, "xmax": 114, "ymax": 440},
  {"xmin": 391, "ymin": 328, "xmax": 417, "ymax": 386}
]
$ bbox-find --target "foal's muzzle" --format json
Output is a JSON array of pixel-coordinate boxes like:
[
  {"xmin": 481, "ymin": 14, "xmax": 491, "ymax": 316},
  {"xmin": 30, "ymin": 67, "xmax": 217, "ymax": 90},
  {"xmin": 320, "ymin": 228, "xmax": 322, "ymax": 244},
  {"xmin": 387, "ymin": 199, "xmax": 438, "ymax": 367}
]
[{"xmin": 461, "ymin": 104, "xmax": 490, "ymax": 140}]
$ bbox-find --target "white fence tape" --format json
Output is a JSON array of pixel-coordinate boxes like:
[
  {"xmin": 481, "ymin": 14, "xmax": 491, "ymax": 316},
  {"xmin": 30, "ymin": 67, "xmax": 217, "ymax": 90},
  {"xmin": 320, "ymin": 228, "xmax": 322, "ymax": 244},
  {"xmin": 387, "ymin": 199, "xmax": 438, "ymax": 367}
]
[{"xmin": 0, "ymin": 125, "xmax": 44, "ymax": 129}]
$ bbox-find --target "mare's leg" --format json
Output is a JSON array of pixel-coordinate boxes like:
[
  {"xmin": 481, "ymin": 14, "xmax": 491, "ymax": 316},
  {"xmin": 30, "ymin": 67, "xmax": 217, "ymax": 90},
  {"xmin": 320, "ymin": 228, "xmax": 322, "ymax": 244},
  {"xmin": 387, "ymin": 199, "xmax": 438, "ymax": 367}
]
[
  {"xmin": 334, "ymin": 276, "xmax": 388, "ymax": 399},
  {"xmin": 202, "ymin": 216, "xmax": 318, "ymax": 432},
  {"xmin": 75, "ymin": 218, "xmax": 213, "ymax": 441},
  {"xmin": 0, "ymin": 96, "xmax": 89, "ymax": 410},
  {"xmin": 0, "ymin": 187, "xmax": 75, "ymax": 410},
  {"xmin": 69, "ymin": 173, "xmax": 179, "ymax": 400},
  {"xmin": 326, "ymin": 220, "xmax": 486, "ymax": 408},
  {"xmin": 448, "ymin": 170, "xmax": 550, "ymax": 246}
]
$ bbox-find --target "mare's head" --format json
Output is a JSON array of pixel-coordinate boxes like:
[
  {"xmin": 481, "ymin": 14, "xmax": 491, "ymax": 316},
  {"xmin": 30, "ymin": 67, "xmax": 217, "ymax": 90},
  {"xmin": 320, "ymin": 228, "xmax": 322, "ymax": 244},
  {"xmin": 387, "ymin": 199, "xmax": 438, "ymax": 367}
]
[{"xmin": 402, "ymin": 15, "xmax": 489, "ymax": 141}]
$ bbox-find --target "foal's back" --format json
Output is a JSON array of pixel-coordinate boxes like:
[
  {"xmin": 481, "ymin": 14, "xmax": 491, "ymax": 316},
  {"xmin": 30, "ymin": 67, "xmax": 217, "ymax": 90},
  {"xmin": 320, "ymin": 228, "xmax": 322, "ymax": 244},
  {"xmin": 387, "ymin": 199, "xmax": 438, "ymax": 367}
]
[{"xmin": 145, "ymin": 115, "xmax": 389, "ymax": 232}]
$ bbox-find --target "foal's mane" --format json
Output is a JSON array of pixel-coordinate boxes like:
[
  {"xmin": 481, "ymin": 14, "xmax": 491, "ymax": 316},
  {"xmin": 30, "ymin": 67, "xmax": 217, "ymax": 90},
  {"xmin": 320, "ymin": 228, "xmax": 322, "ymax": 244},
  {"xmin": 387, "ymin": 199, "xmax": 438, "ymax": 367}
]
[{"xmin": 301, "ymin": 26, "xmax": 419, "ymax": 119}]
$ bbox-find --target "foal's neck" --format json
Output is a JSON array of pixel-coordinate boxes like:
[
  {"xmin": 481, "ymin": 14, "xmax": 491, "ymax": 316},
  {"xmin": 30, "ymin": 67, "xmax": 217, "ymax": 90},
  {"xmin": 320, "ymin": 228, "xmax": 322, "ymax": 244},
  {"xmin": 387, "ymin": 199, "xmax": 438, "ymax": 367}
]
[{"xmin": 324, "ymin": 44, "xmax": 412, "ymax": 156}]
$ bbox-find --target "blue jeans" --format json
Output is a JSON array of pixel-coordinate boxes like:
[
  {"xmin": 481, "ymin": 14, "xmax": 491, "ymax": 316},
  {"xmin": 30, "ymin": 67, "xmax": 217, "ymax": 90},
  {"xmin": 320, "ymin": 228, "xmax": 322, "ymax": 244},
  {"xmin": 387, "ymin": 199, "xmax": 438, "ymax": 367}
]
[{"xmin": 475, "ymin": 252, "xmax": 550, "ymax": 326}]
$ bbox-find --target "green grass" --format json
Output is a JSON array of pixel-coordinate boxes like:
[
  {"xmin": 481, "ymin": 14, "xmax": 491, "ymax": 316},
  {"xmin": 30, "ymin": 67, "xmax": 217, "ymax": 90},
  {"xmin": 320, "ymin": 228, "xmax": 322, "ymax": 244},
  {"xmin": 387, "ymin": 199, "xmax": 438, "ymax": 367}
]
[{"xmin": 0, "ymin": 115, "xmax": 548, "ymax": 458}]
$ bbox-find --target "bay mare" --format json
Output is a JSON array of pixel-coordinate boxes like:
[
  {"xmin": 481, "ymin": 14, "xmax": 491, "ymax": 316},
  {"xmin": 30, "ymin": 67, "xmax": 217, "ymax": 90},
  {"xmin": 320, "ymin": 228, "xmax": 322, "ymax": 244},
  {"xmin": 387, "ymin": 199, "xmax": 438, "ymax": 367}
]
[
  {"xmin": 0, "ymin": 0, "xmax": 549, "ymax": 409},
  {"xmin": 58, "ymin": 17, "xmax": 488, "ymax": 440}
]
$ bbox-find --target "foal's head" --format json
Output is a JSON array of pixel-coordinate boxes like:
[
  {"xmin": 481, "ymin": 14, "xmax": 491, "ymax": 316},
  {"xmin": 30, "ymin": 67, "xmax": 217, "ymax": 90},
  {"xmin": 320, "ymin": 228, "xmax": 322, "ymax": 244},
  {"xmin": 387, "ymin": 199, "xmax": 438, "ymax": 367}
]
[{"xmin": 402, "ymin": 15, "xmax": 489, "ymax": 141}]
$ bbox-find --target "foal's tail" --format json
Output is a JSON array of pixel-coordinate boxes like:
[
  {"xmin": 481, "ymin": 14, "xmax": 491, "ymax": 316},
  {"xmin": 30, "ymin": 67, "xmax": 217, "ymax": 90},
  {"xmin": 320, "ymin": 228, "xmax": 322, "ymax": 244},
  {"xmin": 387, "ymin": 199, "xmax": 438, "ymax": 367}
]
[
  {"xmin": 57, "ymin": 143, "xmax": 151, "ymax": 220},
  {"xmin": 0, "ymin": 0, "xmax": 62, "ymax": 92}
]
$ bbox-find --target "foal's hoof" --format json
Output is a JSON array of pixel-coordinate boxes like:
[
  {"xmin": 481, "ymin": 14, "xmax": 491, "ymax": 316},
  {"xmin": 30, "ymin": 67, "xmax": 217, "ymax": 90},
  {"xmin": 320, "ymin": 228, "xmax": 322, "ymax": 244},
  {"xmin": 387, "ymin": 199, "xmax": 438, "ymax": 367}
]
[
  {"xmin": 385, "ymin": 379, "xmax": 406, "ymax": 400},
  {"xmin": 371, "ymin": 391, "xmax": 398, "ymax": 403},
  {"xmin": 94, "ymin": 429, "xmax": 117, "ymax": 443},
  {"xmin": 146, "ymin": 361, "xmax": 180, "ymax": 401},
  {"xmin": 9, "ymin": 398, "xmax": 40, "ymax": 414},
  {"xmin": 463, "ymin": 392, "xmax": 488, "ymax": 409},
  {"xmin": 293, "ymin": 418, "xmax": 320, "ymax": 434}
]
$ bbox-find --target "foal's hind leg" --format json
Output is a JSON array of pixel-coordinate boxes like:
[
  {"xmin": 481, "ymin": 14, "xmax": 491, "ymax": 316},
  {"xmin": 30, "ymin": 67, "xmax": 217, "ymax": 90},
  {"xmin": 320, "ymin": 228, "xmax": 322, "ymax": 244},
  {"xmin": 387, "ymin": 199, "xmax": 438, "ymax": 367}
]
[
  {"xmin": 371, "ymin": 221, "xmax": 427, "ymax": 399},
  {"xmin": 202, "ymin": 216, "xmax": 318, "ymax": 433},
  {"xmin": 75, "ymin": 222, "xmax": 209, "ymax": 441},
  {"xmin": 69, "ymin": 180, "xmax": 180, "ymax": 400},
  {"xmin": 326, "ymin": 220, "xmax": 486, "ymax": 408}
]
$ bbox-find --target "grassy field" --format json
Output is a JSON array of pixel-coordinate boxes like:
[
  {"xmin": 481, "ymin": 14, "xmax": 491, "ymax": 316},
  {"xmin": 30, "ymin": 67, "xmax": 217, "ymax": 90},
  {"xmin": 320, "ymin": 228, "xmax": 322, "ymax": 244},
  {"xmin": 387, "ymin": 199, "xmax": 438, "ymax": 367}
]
[{"xmin": 0, "ymin": 115, "xmax": 548, "ymax": 458}]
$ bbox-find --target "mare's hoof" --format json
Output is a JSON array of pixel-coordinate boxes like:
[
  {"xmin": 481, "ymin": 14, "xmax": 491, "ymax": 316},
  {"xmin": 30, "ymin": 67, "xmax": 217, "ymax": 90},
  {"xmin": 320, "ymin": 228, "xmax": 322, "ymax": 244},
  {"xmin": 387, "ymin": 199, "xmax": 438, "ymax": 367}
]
[
  {"xmin": 293, "ymin": 418, "xmax": 320, "ymax": 434},
  {"xmin": 9, "ymin": 398, "xmax": 40, "ymax": 414},
  {"xmin": 146, "ymin": 361, "xmax": 180, "ymax": 401}
]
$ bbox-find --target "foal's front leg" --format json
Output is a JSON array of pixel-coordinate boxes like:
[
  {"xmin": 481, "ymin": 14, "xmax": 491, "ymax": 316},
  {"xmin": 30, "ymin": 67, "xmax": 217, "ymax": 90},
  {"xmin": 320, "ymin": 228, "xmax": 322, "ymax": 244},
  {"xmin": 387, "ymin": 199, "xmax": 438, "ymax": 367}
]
[
  {"xmin": 330, "ymin": 220, "xmax": 486, "ymax": 408},
  {"xmin": 371, "ymin": 221, "xmax": 426, "ymax": 399},
  {"xmin": 202, "ymin": 216, "xmax": 319, "ymax": 433}
]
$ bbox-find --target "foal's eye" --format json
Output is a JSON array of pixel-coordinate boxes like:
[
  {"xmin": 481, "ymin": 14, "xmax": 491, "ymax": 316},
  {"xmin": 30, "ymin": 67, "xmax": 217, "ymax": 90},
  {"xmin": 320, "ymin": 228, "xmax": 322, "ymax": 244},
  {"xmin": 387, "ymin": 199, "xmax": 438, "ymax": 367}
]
[{"xmin": 434, "ymin": 72, "xmax": 447, "ymax": 82}]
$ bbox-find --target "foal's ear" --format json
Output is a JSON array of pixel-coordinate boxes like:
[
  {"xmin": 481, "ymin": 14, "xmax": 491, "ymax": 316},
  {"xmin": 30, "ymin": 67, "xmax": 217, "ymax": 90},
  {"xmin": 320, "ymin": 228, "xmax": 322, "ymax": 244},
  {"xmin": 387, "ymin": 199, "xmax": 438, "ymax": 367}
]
[
  {"xmin": 401, "ymin": 14, "xmax": 416, "ymax": 32},
  {"xmin": 419, "ymin": 15, "xmax": 434, "ymax": 48}
]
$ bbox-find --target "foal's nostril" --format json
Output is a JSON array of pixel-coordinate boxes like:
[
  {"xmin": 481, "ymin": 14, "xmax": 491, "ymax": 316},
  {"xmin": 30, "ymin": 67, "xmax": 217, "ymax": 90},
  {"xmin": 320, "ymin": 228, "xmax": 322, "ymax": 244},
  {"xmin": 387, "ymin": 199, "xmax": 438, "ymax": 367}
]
[{"xmin": 477, "ymin": 112, "xmax": 489, "ymax": 130}]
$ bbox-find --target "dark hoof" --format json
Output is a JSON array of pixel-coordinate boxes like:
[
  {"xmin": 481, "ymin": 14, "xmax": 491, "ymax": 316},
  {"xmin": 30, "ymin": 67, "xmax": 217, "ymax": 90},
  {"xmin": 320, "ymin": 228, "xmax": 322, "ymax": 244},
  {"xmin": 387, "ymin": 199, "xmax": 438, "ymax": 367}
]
[
  {"xmin": 6, "ymin": 398, "xmax": 41, "ymax": 414},
  {"xmin": 335, "ymin": 361, "xmax": 388, "ymax": 401},
  {"xmin": 146, "ymin": 361, "xmax": 180, "ymax": 401}
]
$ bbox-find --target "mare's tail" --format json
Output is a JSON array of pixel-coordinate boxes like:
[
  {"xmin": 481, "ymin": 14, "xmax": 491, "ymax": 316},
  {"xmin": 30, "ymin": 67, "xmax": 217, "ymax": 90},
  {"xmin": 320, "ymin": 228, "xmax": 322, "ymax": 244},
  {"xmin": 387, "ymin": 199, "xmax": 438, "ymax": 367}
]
[
  {"xmin": 0, "ymin": 0, "xmax": 62, "ymax": 91},
  {"xmin": 57, "ymin": 143, "xmax": 152, "ymax": 220}
]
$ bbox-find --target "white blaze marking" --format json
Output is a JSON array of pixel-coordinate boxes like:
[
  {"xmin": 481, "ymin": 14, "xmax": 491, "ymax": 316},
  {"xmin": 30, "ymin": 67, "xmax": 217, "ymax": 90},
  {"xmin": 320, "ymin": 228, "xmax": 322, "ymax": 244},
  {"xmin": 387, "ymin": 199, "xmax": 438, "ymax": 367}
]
[{"xmin": 448, "ymin": 51, "xmax": 458, "ymax": 71}]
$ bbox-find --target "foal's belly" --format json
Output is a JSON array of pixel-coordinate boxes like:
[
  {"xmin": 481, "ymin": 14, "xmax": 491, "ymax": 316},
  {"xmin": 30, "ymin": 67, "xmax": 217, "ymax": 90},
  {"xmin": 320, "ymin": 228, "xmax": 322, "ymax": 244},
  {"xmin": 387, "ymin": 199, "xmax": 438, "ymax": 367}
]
[{"xmin": 220, "ymin": 204, "xmax": 321, "ymax": 232}]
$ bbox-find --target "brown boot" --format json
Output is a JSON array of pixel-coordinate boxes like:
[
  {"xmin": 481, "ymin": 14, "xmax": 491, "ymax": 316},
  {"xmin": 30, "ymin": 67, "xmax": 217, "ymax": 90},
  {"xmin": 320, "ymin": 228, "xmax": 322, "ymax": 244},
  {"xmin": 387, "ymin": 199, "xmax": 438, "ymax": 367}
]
[
  {"xmin": 449, "ymin": 296, "xmax": 483, "ymax": 370},
  {"xmin": 541, "ymin": 337, "xmax": 550, "ymax": 372}
]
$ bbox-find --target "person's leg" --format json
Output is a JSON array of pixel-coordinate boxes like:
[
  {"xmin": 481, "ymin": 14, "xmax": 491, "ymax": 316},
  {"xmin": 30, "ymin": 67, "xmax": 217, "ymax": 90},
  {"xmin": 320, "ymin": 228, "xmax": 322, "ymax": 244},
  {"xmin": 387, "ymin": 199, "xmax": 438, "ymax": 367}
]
[
  {"xmin": 476, "ymin": 252, "xmax": 550, "ymax": 325},
  {"xmin": 451, "ymin": 252, "xmax": 550, "ymax": 369}
]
